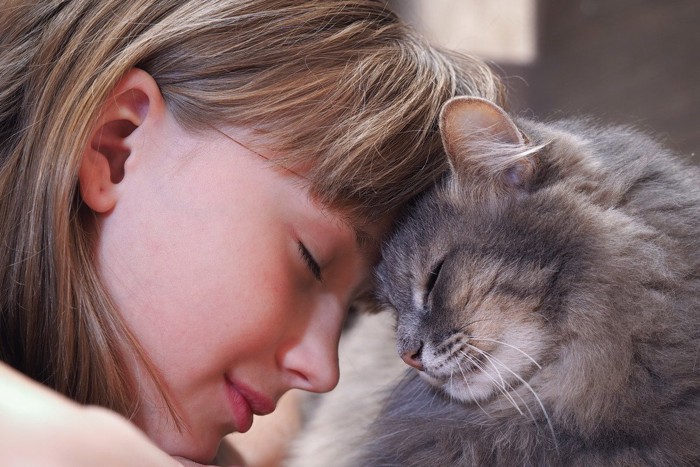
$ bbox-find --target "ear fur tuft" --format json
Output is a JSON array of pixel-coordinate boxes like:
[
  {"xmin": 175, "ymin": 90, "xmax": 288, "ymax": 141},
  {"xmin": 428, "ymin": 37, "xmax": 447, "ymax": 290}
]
[{"xmin": 439, "ymin": 96, "xmax": 538, "ymax": 193}]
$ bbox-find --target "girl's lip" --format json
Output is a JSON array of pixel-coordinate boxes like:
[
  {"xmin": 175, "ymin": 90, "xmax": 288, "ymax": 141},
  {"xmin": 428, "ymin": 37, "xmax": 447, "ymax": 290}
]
[{"xmin": 224, "ymin": 376, "xmax": 276, "ymax": 432}]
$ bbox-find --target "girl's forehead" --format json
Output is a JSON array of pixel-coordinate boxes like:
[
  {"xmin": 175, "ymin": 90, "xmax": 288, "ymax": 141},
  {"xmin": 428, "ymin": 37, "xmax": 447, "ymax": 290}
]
[{"xmin": 209, "ymin": 123, "xmax": 396, "ymax": 261}]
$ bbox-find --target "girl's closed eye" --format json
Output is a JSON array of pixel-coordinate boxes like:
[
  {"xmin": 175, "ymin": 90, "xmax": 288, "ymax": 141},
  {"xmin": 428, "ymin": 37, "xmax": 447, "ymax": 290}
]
[{"xmin": 298, "ymin": 242, "xmax": 322, "ymax": 282}]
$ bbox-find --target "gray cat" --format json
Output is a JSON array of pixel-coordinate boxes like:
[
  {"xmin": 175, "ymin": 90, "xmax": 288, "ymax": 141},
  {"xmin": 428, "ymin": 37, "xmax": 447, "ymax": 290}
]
[{"xmin": 360, "ymin": 97, "xmax": 700, "ymax": 466}]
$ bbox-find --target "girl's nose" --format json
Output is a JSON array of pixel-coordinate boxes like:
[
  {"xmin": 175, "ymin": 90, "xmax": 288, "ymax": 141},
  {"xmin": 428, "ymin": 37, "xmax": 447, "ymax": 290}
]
[{"xmin": 279, "ymin": 301, "xmax": 343, "ymax": 393}]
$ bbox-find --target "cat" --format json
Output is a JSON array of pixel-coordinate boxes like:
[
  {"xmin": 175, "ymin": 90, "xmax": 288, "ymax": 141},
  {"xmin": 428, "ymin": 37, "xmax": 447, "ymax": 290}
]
[{"xmin": 357, "ymin": 97, "xmax": 700, "ymax": 466}]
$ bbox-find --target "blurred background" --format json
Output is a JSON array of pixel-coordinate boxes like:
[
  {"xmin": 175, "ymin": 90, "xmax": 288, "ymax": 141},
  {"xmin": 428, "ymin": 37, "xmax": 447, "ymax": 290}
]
[{"xmin": 389, "ymin": 0, "xmax": 699, "ymax": 164}]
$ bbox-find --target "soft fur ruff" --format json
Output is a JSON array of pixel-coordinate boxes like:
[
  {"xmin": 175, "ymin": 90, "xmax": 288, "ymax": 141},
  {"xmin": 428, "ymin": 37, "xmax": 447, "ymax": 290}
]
[{"xmin": 290, "ymin": 97, "xmax": 700, "ymax": 467}]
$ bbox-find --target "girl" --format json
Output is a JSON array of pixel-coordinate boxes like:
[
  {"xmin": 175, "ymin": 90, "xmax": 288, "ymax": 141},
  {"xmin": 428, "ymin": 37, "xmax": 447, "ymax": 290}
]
[{"xmin": 0, "ymin": 0, "xmax": 502, "ymax": 464}]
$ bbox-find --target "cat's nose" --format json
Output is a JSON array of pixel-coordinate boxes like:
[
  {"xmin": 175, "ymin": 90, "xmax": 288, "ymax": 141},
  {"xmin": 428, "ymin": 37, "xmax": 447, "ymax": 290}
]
[{"xmin": 401, "ymin": 343, "xmax": 424, "ymax": 371}]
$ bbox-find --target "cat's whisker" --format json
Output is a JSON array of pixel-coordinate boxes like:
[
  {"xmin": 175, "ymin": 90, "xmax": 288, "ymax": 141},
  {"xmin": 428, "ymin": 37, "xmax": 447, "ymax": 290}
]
[
  {"xmin": 458, "ymin": 349, "xmax": 523, "ymax": 415},
  {"xmin": 460, "ymin": 351, "xmax": 524, "ymax": 415},
  {"xmin": 468, "ymin": 336, "xmax": 542, "ymax": 369},
  {"xmin": 468, "ymin": 347, "xmax": 507, "ymax": 390},
  {"xmin": 440, "ymin": 336, "xmax": 464, "ymax": 357},
  {"xmin": 448, "ymin": 368, "xmax": 456, "ymax": 403},
  {"xmin": 471, "ymin": 349, "xmax": 542, "ymax": 434},
  {"xmin": 469, "ymin": 348, "xmax": 539, "ymax": 424},
  {"xmin": 467, "ymin": 345, "xmax": 559, "ymax": 453},
  {"xmin": 455, "ymin": 357, "xmax": 495, "ymax": 419},
  {"xmin": 456, "ymin": 317, "xmax": 494, "ymax": 333}
]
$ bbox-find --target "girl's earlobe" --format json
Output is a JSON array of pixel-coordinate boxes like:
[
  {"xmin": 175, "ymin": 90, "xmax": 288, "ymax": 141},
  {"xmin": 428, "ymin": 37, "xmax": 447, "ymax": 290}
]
[{"xmin": 78, "ymin": 68, "xmax": 162, "ymax": 213}]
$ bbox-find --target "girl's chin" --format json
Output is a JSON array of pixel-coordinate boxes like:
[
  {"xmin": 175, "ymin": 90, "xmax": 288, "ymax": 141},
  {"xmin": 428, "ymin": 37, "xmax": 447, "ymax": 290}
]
[{"xmin": 152, "ymin": 427, "xmax": 229, "ymax": 465}]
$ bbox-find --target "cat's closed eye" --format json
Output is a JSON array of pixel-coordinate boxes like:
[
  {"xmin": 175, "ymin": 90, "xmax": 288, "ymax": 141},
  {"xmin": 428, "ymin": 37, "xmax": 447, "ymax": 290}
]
[{"xmin": 424, "ymin": 258, "xmax": 444, "ymax": 299}]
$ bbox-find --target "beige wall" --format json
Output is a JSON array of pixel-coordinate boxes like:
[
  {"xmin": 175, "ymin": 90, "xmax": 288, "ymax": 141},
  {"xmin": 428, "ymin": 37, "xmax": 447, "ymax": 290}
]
[{"xmin": 391, "ymin": 0, "xmax": 538, "ymax": 65}]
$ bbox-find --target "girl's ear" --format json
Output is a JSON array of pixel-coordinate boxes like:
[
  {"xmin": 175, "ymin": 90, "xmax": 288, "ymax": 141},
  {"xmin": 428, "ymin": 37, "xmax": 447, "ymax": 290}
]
[
  {"xmin": 439, "ymin": 96, "xmax": 536, "ymax": 192},
  {"xmin": 78, "ymin": 68, "xmax": 164, "ymax": 213}
]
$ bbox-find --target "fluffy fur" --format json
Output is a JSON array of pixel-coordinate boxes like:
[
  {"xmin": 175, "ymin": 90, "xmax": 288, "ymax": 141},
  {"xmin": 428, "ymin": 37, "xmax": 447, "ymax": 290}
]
[{"xmin": 358, "ymin": 97, "xmax": 700, "ymax": 466}]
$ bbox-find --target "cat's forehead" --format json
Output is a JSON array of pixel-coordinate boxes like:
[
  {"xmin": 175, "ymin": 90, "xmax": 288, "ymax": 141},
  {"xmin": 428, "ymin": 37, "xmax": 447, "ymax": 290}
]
[
  {"xmin": 386, "ymin": 180, "xmax": 595, "ymax": 268},
  {"xmin": 385, "ymin": 193, "xmax": 458, "ymax": 260},
  {"xmin": 375, "ymin": 193, "xmax": 453, "ymax": 296}
]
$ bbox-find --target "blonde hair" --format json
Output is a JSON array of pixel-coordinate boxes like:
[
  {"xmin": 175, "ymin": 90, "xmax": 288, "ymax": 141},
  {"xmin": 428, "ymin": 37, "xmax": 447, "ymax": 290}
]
[{"xmin": 0, "ymin": 0, "xmax": 502, "ymax": 418}]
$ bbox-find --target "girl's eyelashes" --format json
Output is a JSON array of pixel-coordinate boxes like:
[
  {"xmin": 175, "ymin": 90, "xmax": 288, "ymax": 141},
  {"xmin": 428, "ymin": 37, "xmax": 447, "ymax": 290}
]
[{"xmin": 298, "ymin": 242, "xmax": 322, "ymax": 281}]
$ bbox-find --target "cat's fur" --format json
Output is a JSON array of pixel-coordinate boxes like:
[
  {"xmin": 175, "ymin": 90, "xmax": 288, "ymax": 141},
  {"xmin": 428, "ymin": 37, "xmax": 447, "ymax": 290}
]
[{"xmin": 359, "ymin": 97, "xmax": 700, "ymax": 466}]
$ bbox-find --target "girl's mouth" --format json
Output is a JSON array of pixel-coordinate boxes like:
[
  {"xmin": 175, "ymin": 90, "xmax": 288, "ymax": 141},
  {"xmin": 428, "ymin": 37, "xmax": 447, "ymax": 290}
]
[{"xmin": 224, "ymin": 376, "xmax": 276, "ymax": 433}]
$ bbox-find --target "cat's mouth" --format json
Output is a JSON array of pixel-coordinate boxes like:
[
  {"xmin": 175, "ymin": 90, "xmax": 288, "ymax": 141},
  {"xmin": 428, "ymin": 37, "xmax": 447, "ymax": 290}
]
[
  {"xmin": 419, "ymin": 351, "xmax": 485, "ymax": 387},
  {"xmin": 420, "ymin": 346, "xmax": 487, "ymax": 378},
  {"xmin": 418, "ymin": 341, "xmax": 540, "ymax": 404},
  {"xmin": 453, "ymin": 349, "xmax": 488, "ymax": 373}
]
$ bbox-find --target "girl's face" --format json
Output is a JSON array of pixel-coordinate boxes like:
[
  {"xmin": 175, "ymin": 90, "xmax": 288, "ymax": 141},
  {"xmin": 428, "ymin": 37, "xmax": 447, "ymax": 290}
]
[{"xmin": 94, "ymin": 115, "xmax": 379, "ymax": 461}]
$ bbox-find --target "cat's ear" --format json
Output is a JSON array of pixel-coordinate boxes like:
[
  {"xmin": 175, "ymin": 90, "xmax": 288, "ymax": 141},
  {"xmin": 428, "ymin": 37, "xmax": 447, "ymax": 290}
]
[{"xmin": 439, "ymin": 96, "xmax": 536, "ymax": 191}]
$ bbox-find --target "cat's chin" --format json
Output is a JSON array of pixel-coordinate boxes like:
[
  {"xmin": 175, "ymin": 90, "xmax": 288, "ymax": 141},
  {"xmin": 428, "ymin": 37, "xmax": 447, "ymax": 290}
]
[{"xmin": 419, "ymin": 371, "xmax": 494, "ymax": 403}]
